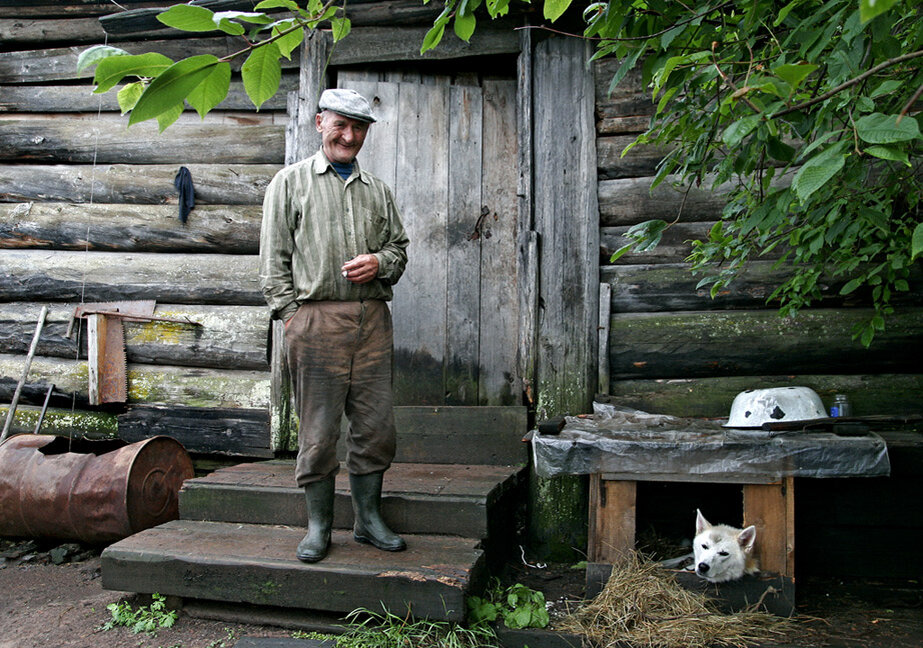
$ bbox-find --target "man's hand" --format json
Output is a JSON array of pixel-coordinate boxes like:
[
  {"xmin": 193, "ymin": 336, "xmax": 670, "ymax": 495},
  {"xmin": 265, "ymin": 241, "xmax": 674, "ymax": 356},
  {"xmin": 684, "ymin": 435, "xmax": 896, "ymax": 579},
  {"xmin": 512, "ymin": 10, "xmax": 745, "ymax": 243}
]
[{"xmin": 341, "ymin": 254, "xmax": 379, "ymax": 284}]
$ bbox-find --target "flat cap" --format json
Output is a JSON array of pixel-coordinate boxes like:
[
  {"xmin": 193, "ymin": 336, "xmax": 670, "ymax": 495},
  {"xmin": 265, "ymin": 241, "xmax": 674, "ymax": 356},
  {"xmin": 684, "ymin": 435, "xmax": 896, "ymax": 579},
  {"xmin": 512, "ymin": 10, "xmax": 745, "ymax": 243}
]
[{"xmin": 318, "ymin": 88, "xmax": 376, "ymax": 123}]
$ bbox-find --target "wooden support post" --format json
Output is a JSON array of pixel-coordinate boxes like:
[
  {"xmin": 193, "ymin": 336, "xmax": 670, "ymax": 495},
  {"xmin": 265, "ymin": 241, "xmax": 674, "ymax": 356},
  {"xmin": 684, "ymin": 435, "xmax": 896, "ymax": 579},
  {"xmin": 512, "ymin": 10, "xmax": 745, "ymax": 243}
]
[
  {"xmin": 86, "ymin": 313, "xmax": 104, "ymax": 406},
  {"xmin": 588, "ymin": 475, "xmax": 637, "ymax": 564},
  {"xmin": 743, "ymin": 477, "xmax": 796, "ymax": 578}
]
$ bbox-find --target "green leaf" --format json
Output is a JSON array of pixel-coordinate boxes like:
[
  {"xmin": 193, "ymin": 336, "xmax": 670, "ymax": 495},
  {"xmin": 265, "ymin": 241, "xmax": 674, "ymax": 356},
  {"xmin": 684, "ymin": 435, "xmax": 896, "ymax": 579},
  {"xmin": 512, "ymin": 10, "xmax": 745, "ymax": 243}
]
[
  {"xmin": 156, "ymin": 102, "xmax": 184, "ymax": 132},
  {"xmin": 116, "ymin": 82, "xmax": 145, "ymax": 114},
  {"xmin": 255, "ymin": 0, "xmax": 300, "ymax": 9},
  {"xmin": 869, "ymin": 79, "xmax": 903, "ymax": 99},
  {"xmin": 421, "ymin": 22, "xmax": 447, "ymax": 54},
  {"xmin": 76, "ymin": 45, "xmax": 128, "ymax": 74},
  {"xmin": 859, "ymin": 0, "xmax": 899, "ymax": 23},
  {"xmin": 855, "ymin": 112, "xmax": 921, "ymax": 144},
  {"xmin": 186, "ymin": 61, "xmax": 231, "ymax": 118},
  {"xmin": 912, "ymin": 223, "xmax": 923, "ymax": 261},
  {"xmin": 772, "ymin": 63, "xmax": 818, "ymax": 91},
  {"xmin": 791, "ymin": 144, "xmax": 846, "ymax": 202},
  {"xmin": 93, "ymin": 53, "xmax": 174, "ymax": 93},
  {"xmin": 864, "ymin": 145, "xmax": 910, "ymax": 166},
  {"xmin": 543, "ymin": 0, "xmax": 571, "ymax": 22},
  {"xmin": 129, "ymin": 55, "xmax": 219, "ymax": 126},
  {"xmin": 330, "ymin": 16, "xmax": 351, "ymax": 42},
  {"xmin": 157, "ymin": 4, "xmax": 218, "ymax": 32},
  {"xmin": 454, "ymin": 11, "xmax": 476, "ymax": 41},
  {"xmin": 272, "ymin": 22, "xmax": 304, "ymax": 59},
  {"xmin": 241, "ymin": 42, "xmax": 282, "ymax": 109},
  {"xmin": 722, "ymin": 115, "xmax": 761, "ymax": 148}
]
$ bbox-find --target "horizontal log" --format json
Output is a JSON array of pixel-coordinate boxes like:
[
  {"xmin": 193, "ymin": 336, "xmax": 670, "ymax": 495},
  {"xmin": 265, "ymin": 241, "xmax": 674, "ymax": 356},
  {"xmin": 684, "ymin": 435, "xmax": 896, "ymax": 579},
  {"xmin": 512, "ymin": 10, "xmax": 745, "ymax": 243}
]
[
  {"xmin": 0, "ymin": 302, "xmax": 270, "ymax": 370},
  {"xmin": 0, "ymin": 163, "xmax": 279, "ymax": 204},
  {"xmin": 0, "ymin": 77, "xmax": 294, "ymax": 112},
  {"xmin": 593, "ymin": 58, "xmax": 651, "ymax": 118},
  {"xmin": 0, "ymin": 250, "xmax": 262, "ymax": 305},
  {"xmin": 100, "ymin": 0, "xmax": 443, "ymax": 35},
  {"xmin": 0, "ymin": 119, "xmax": 284, "ymax": 164},
  {"xmin": 118, "ymin": 405, "xmax": 272, "ymax": 457},
  {"xmin": 601, "ymin": 222, "xmax": 716, "ymax": 265},
  {"xmin": 598, "ymin": 175, "xmax": 728, "ymax": 226},
  {"xmin": 600, "ymin": 374, "xmax": 923, "ymax": 419},
  {"xmin": 597, "ymin": 134, "xmax": 673, "ymax": 180},
  {"xmin": 0, "ymin": 26, "xmax": 519, "ymax": 84},
  {"xmin": 0, "ymin": 353, "xmax": 270, "ymax": 409},
  {"xmin": 0, "ymin": 202, "xmax": 261, "ymax": 253},
  {"xmin": 608, "ymin": 308, "xmax": 923, "ymax": 380},
  {"xmin": 0, "ymin": 1, "xmax": 164, "ymax": 19},
  {"xmin": 0, "ymin": 404, "xmax": 118, "ymax": 439}
]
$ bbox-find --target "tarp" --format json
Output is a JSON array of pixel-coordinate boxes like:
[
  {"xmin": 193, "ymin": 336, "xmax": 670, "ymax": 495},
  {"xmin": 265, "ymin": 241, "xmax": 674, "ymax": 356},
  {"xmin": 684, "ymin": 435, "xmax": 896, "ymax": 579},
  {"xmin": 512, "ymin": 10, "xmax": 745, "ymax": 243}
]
[{"xmin": 531, "ymin": 403, "xmax": 891, "ymax": 481}]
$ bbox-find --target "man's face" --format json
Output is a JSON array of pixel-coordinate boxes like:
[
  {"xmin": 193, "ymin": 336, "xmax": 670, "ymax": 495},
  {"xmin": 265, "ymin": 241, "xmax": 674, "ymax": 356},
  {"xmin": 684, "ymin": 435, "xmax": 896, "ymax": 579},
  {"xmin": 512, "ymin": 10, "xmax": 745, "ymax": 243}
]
[{"xmin": 315, "ymin": 111, "xmax": 370, "ymax": 164}]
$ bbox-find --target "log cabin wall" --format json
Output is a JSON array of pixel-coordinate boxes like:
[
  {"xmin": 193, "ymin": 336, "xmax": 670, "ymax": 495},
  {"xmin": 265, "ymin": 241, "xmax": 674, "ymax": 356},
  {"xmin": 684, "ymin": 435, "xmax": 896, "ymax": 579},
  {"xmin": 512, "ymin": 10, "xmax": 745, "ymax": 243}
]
[
  {"xmin": 594, "ymin": 57, "xmax": 923, "ymax": 418},
  {"xmin": 594, "ymin": 58, "xmax": 923, "ymax": 581},
  {"xmin": 0, "ymin": 1, "xmax": 288, "ymax": 457}
]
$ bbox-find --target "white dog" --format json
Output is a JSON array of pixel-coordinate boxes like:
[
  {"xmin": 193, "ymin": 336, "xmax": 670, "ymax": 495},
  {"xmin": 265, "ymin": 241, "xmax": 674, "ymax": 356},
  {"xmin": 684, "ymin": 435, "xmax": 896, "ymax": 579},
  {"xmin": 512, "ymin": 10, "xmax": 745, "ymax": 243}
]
[{"xmin": 693, "ymin": 509, "xmax": 759, "ymax": 583}]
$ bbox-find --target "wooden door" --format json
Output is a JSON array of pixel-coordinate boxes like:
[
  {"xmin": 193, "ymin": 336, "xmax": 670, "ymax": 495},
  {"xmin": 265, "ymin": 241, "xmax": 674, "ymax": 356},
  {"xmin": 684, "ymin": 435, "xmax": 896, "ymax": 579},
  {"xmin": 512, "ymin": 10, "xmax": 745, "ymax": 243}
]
[{"xmin": 339, "ymin": 72, "xmax": 521, "ymax": 406}]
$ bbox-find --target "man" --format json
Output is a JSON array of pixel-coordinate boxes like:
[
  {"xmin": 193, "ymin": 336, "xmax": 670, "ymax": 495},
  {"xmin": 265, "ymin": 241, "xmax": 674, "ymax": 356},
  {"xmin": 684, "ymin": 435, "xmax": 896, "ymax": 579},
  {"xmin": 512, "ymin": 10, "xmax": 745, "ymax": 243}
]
[{"xmin": 259, "ymin": 88, "xmax": 410, "ymax": 563}]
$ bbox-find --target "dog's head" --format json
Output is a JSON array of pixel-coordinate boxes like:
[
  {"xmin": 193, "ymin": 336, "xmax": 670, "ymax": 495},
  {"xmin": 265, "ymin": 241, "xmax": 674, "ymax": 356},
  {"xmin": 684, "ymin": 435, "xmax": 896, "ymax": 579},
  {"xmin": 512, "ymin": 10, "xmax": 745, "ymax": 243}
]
[{"xmin": 693, "ymin": 509, "xmax": 757, "ymax": 583}]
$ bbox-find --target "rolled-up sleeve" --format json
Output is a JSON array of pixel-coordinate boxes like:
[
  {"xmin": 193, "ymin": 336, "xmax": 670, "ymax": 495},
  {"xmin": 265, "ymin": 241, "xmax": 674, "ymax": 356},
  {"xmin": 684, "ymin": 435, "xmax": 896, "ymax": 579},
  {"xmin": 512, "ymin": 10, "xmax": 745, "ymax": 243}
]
[{"xmin": 259, "ymin": 170, "xmax": 299, "ymax": 322}]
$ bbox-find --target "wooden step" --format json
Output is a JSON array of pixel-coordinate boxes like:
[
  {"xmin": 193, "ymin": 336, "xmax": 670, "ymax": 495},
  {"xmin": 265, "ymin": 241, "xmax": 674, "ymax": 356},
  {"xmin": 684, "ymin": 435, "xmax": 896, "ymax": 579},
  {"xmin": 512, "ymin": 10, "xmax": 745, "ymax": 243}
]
[
  {"xmin": 179, "ymin": 461, "xmax": 524, "ymax": 540},
  {"xmin": 101, "ymin": 519, "xmax": 484, "ymax": 622}
]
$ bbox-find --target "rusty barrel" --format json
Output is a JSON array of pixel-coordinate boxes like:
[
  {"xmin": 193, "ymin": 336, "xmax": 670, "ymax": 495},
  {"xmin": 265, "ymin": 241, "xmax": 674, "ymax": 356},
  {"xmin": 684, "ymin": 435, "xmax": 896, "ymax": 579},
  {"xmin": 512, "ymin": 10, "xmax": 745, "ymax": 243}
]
[{"xmin": 0, "ymin": 434, "xmax": 194, "ymax": 543}]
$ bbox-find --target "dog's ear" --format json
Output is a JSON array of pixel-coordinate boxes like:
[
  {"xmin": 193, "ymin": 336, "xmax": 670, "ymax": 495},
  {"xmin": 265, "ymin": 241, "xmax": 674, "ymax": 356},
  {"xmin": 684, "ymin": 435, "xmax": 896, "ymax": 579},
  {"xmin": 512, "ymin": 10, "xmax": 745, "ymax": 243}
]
[
  {"xmin": 695, "ymin": 509, "xmax": 710, "ymax": 535},
  {"xmin": 737, "ymin": 525, "xmax": 757, "ymax": 552}
]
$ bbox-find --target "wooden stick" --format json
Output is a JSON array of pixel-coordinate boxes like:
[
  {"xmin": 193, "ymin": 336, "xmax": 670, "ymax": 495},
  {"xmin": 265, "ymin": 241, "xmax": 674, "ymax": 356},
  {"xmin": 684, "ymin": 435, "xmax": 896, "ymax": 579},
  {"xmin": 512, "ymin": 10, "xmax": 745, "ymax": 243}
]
[{"xmin": 1, "ymin": 305, "xmax": 48, "ymax": 442}]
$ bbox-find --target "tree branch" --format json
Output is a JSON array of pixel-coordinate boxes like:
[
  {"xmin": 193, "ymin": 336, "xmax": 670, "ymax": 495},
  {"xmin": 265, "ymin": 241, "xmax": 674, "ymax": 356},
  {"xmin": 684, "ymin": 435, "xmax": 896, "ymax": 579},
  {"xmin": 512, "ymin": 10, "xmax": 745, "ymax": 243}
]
[{"xmin": 772, "ymin": 49, "xmax": 923, "ymax": 118}]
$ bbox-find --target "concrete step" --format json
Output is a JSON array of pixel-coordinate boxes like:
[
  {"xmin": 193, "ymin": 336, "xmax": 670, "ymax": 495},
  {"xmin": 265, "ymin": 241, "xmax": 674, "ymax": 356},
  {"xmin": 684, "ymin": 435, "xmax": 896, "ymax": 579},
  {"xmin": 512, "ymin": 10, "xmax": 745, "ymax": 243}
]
[
  {"xmin": 101, "ymin": 519, "xmax": 484, "ymax": 622},
  {"xmin": 179, "ymin": 460, "xmax": 524, "ymax": 540}
]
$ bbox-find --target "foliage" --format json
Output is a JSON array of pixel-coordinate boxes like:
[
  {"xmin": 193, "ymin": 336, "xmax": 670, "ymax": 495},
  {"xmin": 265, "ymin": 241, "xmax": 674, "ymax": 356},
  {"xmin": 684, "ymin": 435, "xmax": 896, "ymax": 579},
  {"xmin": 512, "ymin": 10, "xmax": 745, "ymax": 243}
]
[
  {"xmin": 426, "ymin": 0, "xmax": 923, "ymax": 346},
  {"xmin": 77, "ymin": 0, "xmax": 352, "ymax": 131},
  {"xmin": 467, "ymin": 578, "xmax": 550, "ymax": 629},
  {"xmin": 98, "ymin": 593, "xmax": 178, "ymax": 635},
  {"xmin": 319, "ymin": 605, "xmax": 501, "ymax": 648}
]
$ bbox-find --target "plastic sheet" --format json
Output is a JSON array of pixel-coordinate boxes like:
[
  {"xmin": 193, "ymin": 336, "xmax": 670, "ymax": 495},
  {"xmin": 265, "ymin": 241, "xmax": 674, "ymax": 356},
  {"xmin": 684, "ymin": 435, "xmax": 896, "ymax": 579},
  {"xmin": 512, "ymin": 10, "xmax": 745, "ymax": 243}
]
[{"xmin": 531, "ymin": 403, "xmax": 891, "ymax": 481}]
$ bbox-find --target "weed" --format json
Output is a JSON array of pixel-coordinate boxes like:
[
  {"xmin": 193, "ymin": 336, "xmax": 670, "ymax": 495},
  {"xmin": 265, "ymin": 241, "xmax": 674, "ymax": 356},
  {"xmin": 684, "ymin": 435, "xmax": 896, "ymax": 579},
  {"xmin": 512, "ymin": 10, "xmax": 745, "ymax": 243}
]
[
  {"xmin": 329, "ymin": 606, "xmax": 499, "ymax": 648},
  {"xmin": 98, "ymin": 593, "xmax": 178, "ymax": 635},
  {"xmin": 467, "ymin": 579, "xmax": 550, "ymax": 630},
  {"xmin": 204, "ymin": 627, "xmax": 239, "ymax": 648}
]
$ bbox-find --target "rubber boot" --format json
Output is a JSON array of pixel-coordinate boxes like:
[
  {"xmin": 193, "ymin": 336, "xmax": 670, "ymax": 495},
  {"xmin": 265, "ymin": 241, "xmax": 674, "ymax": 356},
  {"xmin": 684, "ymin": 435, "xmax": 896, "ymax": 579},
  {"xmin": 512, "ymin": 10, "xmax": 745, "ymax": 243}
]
[
  {"xmin": 296, "ymin": 475, "xmax": 335, "ymax": 563},
  {"xmin": 349, "ymin": 471, "xmax": 406, "ymax": 552}
]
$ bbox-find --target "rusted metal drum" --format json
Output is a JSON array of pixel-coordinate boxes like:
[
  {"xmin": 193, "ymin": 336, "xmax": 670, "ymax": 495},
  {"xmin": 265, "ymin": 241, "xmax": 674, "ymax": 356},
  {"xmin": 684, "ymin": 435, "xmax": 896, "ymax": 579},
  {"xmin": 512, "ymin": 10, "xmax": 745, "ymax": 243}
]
[{"xmin": 0, "ymin": 434, "xmax": 194, "ymax": 543}]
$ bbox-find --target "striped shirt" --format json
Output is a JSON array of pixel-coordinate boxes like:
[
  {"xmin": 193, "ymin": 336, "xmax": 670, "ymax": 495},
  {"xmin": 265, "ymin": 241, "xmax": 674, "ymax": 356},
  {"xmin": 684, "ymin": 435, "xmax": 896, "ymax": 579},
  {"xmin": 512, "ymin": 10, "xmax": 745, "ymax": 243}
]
[{"xmin": 259, "ymin": 149, "xmax": 409, "ymax": 322}]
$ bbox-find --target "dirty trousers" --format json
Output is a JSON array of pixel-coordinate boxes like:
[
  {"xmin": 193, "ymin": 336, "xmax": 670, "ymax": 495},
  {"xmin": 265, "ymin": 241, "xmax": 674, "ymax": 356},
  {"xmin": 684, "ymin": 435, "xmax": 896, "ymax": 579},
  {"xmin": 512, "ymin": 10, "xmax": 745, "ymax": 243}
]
[{"xmin": 285, "ymin": 300, "xmax": 396, "ymax": 487}]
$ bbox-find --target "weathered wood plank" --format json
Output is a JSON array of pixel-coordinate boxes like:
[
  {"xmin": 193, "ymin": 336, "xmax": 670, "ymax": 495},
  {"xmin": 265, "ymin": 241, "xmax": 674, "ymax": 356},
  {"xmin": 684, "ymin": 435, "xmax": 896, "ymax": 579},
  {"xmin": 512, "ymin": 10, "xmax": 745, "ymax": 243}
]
[
  {"xmin": 286, "ymin": 31, "xmax": 329, "ymax": 165},
  {"xmin": 0, "ymin": 202, "xmax": 261, "ymax": 253},
  {"xmin": 0, "ymin": 26, "xmax": 518, "ymax": 84},
  {"xmin": 598, "ymin": 174, "xmax": 728, "ymax": 227},
  {"xmin": 479, "ymin": 78, "xmax": 520, "ymax": 406},
  {"xmin": 0, "ymin": 163, "xmax": 278, "ymax": 204},
  {"xmin": 597, "ymin": 134, "xmax": 673, "ymax": 180},
  {"xmin": 588, "ymin": 475, "xmax": 637, "ymax": 564},
  {"xmin": 0, "ymin": 250, "xmax": 262, "ymax": 305},
  {"xmin": 743, "ymin": 479, "xmax": 795, "ymax": 578},
  {"xmin": 602, "ymin": 374, "xmax": 923, "ymax": 418},
  {"xmin": 391, "ymin": 82, "xmax": 450, "ymax": 405},
  {"xmin": 444, "ymin": 83, "xmax": 482, "ymax": 405},
  {"xmin": 118, "ymin": 405, "xmax": 273, "ymax": 457},
  {"xmin": 0, "ymin": 404, "xmax": 118, "ymax": 439},
  {"xmin": 0, "ymin": 354, "xmax": 270, "ymax": 409},
  {"xmin": 602, "ymin": 262, "xmax": 923, "ymax": 313},
  {"xmin": 0, "ymin": 78, "xmax": 295, "ymax": 112},
  {"xmin": 101, "ymin": 520, "xmax": 482, "ymax": 622},
  {"xmin": 533, "ymin": 36, "xmax": 600, "ymax": 418},
  {"xmin": 0, "ymin": 1, "xmax": 164, "ymax": 19},
  {"xmin": 0, "ymin": 302, "xmax": 269, "ymax": 370},
  {"xmin": 0, "ymin": 119, "xmax": 284, "ymax": 164},
  {"xmin": 0, "ymin": 16, "xmax": 107, "ymax": 44},
  {"xmin": 593, "ymin": 58, "xmax": 651, "ymax": 120},
  {"xmin": 517, "ymin": 30, "xmax": 536, "ymax": 408},
  {"xmin": 608, "ymin": 308, "xmax": 923, "ymax": 380},
  {"xmin": 601, "ymin": 222, "xmax": 713, "ymax": 265}
]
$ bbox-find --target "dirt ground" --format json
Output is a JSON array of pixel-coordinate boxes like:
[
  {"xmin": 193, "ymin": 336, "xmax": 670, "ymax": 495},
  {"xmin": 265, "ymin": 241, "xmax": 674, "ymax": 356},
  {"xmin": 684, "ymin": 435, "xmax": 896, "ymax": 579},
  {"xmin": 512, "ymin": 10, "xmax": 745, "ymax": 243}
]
[{"xmin": 2, "ymin": 538, "xmax": 922, "ymax": 648}]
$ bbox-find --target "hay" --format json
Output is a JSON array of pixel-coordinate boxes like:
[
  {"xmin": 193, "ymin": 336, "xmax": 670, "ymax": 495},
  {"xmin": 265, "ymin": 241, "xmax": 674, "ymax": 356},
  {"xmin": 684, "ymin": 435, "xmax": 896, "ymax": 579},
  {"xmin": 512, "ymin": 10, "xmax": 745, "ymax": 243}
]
[{"xmin": 557, "ymin": 554, "xmax": 792, "ymax": 648}]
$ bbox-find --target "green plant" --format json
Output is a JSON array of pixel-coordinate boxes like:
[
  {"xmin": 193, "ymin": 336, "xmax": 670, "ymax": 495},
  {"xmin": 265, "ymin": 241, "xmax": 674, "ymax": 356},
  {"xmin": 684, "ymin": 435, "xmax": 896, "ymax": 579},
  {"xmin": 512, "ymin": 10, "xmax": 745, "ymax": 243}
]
[
  {"xmin": 467, "ymin": 579, "xmax": 550, "ymax": 630},
  {"xmin": 332, "ymin": 605, "xmax": 500, "ymax": 648},
  {"xmin": 98, "ymin": 593, "xmax": 179, "ymax": 635}
]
